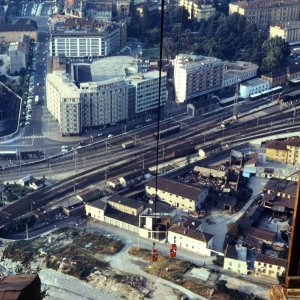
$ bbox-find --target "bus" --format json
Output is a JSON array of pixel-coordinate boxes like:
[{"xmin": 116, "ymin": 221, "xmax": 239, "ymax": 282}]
[{"xmin": 35, "ymin": 95, "xmax": 39, "ymax": 105}]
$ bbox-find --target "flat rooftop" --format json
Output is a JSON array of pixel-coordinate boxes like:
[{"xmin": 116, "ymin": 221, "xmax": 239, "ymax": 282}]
[{"xmin": 91, "ymin": 56, "xmax": 137, "ymax": 81}]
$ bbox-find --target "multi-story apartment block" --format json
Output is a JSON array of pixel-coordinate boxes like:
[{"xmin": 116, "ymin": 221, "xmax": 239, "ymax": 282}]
[
  {"xmin": 50, "ymin": 18, "xmax": 120, "ymax": 58},
  {"xmin": 46, "ymin": 57, "xmax": 166, "ymax": 134},
  {"xmin": 178, "ymin": 0, "xmax": 215, "ymax": 21},
  {"xmin": 9, "ymin": 35, "xmax": 30, "ymax": 74},
  {"xmin": 266, "ymin": 137, "xmax": 300, "ymax": 164},
  {"xmin": 223, "ymin": 61, "xmax": 258, "ymax": 88},
  {"xmin": 229, "ymin": 0, "xmax": 300, "ymax": 30},
  {"xmin": 126, "ymin": 71, "xmax": 167, "ymax": 115},
  {"xmin": 80, "ymin": 78, "xmax": 128, "ymax": 128},
  {"xmin": 174, "ymin": 54, "xmax": 224, "ymax": 103},
  {"xmin": 254, "ymin": 254, "xmax": 286, "ymax": 279},
  {"xmin": 46, "ymin": 72, "xmax": 81, "ymax": 135},
  {"xmin": 270, "ymin": 21, "xmax": 300, "ymax": 43},
  {"xmin": 239, "ymin": 78, "xmax": 270, "ymax": 99},
  {"xmin": 145, "ymin": 177, "xmax": 208, "ymax": 212}
]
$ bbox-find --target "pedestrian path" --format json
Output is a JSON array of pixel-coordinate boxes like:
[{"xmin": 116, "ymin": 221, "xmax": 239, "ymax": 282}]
[{"xmin": 20, "ymin": 135, "xmax": 46, "ymax": 139}]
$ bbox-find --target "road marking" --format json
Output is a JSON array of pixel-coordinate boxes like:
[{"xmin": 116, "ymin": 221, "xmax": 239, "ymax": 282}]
[{"xmin": 20, "ymin": 135, "xmax": 46, "ymax": 139}]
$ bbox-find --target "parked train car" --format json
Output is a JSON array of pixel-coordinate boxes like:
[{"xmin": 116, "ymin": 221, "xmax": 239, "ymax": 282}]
[{"xmin": 154, "ymin": 125, "xmax": 181, "ymax": 140}]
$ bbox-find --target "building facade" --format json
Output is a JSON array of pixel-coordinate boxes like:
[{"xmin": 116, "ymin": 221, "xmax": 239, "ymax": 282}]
[
  {"xmin": 46, "ymin": 72, "xmax": 81, "ymax": 135},
  {"xmin": 223, "ymin": 244, "xmax": 248, "ymax": 275},
  {"xmin": 178, "ymin": 0, "xmax": 215, "ymax": 21},
  {"xmin": 50, "ymin": 22, "xmax": 120, "ymax": 58},
  {"xmin": 0, "ymin": 18, "xmax": 38, "ymax": 42},
  {"xmin": 145, "ymin": 177, "xmax": 208, "ymax": 211},
  {"xmin": 266, "ymin": 138, "xmax": 300, "ymax": 164},
  {"xmin": 229, "ymin": 0, "xmax": 300, "ymax": 30},
  {"xmin": 9, "ymin": 35, "xmax": 30, "ymax": 74},
  {"xmin": 174, "ymin": 54, "xmax": 224, "ymax": 103},
  {"xmin": 127, "ymin": 71, "xmax": 167, "ymax": 115},
  {"xmin": 80, "ymin": 79, "xmax": 128, "ymax": 128},
  {"xmin": 168, "ymin": 224, "xmax": 213, "ymax": 256},
  {"xmin": 270, "ymin": 21, "xmax": 300, "ymax": 43},
  {"xmin": 223, "ymin": 61, "xmax": 258, "ymax": 88},
  {"xmin": 254, "ymin": 254, "xmax": 286, "ymax": 279},
  {"xmin": 239, "ymin": 78, "xmax": 270, "ymax": 99}
]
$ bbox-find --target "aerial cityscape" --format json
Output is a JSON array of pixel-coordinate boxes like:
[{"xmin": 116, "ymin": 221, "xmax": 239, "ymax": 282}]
[{"xmin": 0, "ymin": 0, "xmax": 300, "ymax": 299}]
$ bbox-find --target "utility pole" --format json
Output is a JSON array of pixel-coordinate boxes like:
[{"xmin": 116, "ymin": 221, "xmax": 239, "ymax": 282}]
[
  {"xmin": 233, "ymin": 81, "xmax": 240, "ymax": 121},
  {"xmin": 26, "ymin": 223, "xmax": 28, "ymax": 240},
  {"xmin": 142, "ymin": 152, "xmax": 145, "ymax": 170},
  {"xmin": 134, "ymin": 134, "xmax": 137, "ymax": 145},
  {"xmin": 104, "ymin": 170, "xmax": 107, "ymax": 189}
]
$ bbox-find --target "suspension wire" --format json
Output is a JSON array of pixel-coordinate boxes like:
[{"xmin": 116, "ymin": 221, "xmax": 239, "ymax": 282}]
[{"xmin": 154, "ymin": 0, "xmax": 166, "ymax": 236}]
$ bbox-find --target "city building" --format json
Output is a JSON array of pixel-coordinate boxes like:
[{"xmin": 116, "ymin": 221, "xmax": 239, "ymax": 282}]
[
  {"xmin": 178, "ymin": 0, "xmax": 215, "ymax": 21},
  {"xmin": 145, "ymin": 177, "xmax": 208, "ymax": 211},
  {"xmin": 229, "ymin": 0, "xmax": 300, "ymax": 30},
  {"xmin": 126, "ymin": 71, "xmax": 167, "ymax": 115},
  {"xmin": 167, "ymin": 223, "xmax": 213, "ymax": 256},
  {"xmin": 116, "ymin": 0, "xmax": 130, "ymax": 20},
  {"xmin": 261, "ymin": 63, "xmax": 300, "ymax": 87},
  {"xmin": 261, "ymin": 67, "xmax": 287, "ymax": 87},
  {"xmin": 80, "ymin": 79, "xmax": 128, "ymax": 129},
  {"xmin": 46, "ymin": 56, "xmax": 167, "ymax": 135},
  {"xmin": 50, "ymin": 18, "xmax": 121, "ymax": 58},
  {"xmin": 85, "ymin": 197, "xmax": 176, "ymax": 239},
  {"xmin": 8, "ymin": 35, "xmax": 30, "ymax": 74},
  {"xmin": 0, "ymin": 18, "xmax": 38, "ymax": 42},
  {"xmin": 223, "ymin": 244, "xmax": 249, "ymax": 275},
  {"xmin": 223, "ymin": 61, "xmax": 258, "ymax": 88},
  {"xmin": 270, "ymin": 21, "xmax": 300, "ymax": 44},
  {"xmin": 46, "ymin": 72, "xmax": 81, "ymax": 135},
  {"xmin": 266, "ymin": 137, "xmax": 300, "ymax": 164},
  {"xmin": 174, "ymin": 54, "xmax": 224, "ymax": 103},
  {"xmin": 186, "ymin": 96, "xmax": 219, "ymax": 117},
  {"xmin": 239, "ymin": 78, "xmax": 270, "ymax": 99},
  {"xmin": 254, "ymin": 254, "xmax": 286, "ymax": 279}
]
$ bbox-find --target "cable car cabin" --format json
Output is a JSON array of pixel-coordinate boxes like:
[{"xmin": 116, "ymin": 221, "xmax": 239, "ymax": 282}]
[
  {"xmin": 170, "ymin": 244, "xmax": 177, "ymax": 258},
  {"xmin": 151, "ymin": 249, "xmax": 158, "ymax": 262}
]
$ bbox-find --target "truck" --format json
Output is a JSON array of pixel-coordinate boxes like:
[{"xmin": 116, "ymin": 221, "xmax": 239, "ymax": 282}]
[
  {"xmin": 122, "ymin": 141, "xmax": 135, "ymax": 149},
  {"xmin": 35, "ymin": 95, "xmax": 39, "ymax": 105}
]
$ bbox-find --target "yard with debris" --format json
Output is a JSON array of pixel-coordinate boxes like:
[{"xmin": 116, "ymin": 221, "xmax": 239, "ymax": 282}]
[{"xmin": 128, "ymin": 246, "xmax": 264, "ymax": 300}]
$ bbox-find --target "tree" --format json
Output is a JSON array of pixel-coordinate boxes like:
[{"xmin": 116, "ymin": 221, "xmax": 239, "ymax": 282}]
[
  {"xmin": 278, "ymin": 246, "xmax": 289, "ymax": 259},
  {"xmin": 261, "ymin": 37, "xmax": 290, "ymax": 72},
  {"xmin": 227, "ymin": 222, "xmax": 240, "ymax": 237}
]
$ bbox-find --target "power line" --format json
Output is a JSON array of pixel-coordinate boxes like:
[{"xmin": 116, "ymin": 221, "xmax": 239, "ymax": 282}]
[{"xmin": 154, "ymin": 0, "xmax": 166, "ymax": 235}]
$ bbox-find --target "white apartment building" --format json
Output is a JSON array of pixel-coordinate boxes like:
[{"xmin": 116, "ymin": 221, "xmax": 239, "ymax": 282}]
[
  {"xmin": 254, "ymin": 254, "xmax": 286, "ymax": 279},
  {"xmin": 127, "ymin": 71, "xmax": 167, "ymax": 114},
  {"xmin": 168, "ymin": 224, "xmax": 213, "ymax": 256},
  {"xmin": 178, "ymin": 0, "xmax": 215, "ymax": 21},
  {"xmin": 239, "ymin": 78, "xmax": 270, "ymax": 99},
  {"xmin": 223, "ymin": 244, "xmax": 248, "ymax": 275},
  {"xmin": 80, "ymin": 78, "xmax": 128, "ymax": 128},
  {"xmin": 46, "ymin": 72, "xmax": 81, "ymax": 135},
  {"xmin": 145, "ymin": 177, "xmax": 208, "ymax": 212},
  {"xmin": 174, "ymin": 54, "xmax": 224, "ymax": 103},
  {"xmin": 270, "ymin": 21, "xmax": 300, "ymax": 44},
  {"xmin": 50, "ymin": 23, "xmax": 120, "ymax": 57}
]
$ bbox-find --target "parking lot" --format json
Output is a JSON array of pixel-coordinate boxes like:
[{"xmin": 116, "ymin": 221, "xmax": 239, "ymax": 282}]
[{"xmin": 13, "ymin": 2, "xmax": 56, "ymax": 17}]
